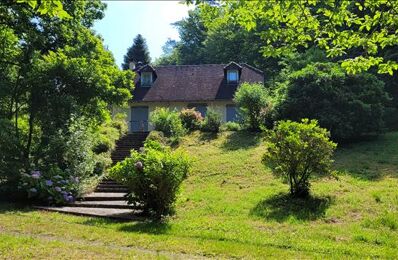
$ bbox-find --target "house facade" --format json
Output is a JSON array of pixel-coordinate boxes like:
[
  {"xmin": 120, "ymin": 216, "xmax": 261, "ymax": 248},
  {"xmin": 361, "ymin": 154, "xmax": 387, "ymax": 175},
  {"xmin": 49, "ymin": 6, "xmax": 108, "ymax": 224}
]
[{"xmin": 127, "ymin": 62, "xmax": 264, "ymax": 132}]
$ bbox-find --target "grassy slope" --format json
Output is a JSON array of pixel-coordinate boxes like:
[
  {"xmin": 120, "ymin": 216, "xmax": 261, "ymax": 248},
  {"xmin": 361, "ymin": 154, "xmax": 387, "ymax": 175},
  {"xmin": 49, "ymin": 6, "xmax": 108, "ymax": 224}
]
[{"xmin": 1, "ymin": 131, "xmax": 398, "ymax": 258}]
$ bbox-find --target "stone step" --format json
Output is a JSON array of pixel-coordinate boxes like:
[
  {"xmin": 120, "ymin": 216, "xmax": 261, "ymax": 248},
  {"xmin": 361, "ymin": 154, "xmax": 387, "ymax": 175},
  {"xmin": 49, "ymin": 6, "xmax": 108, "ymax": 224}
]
[
  {"xmin": 69, "ymin": 200, "xmax": 133, "ymax": 209},
  {"xmin": 34, "ymin": 206, "xmax": 141, "ymax": 220},
  {"xmin": 82, "ymin": 192, "xmax": 127, "ymax": 201},
  {"xmin": 95, "ymin": 187, "xmax": 129, "ymax": 193},
  {"xmin": 98, "ymin": 185, "xmax": 125, "ymax": 188}
]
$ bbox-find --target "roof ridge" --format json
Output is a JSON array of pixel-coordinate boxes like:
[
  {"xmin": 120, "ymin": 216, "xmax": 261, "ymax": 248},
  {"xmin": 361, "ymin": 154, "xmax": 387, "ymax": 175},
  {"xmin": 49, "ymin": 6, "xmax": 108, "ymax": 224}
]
[
  {"xmin": 154, "ymin": 63, "xmax": 226, "ymax": 68},
  {"xmin": 241, "ymin": 63, "xmax": 264, "ymax": 74},
  {"xmin": 154, "ymin": 63, "xmax": 264, "ymax": 75}
]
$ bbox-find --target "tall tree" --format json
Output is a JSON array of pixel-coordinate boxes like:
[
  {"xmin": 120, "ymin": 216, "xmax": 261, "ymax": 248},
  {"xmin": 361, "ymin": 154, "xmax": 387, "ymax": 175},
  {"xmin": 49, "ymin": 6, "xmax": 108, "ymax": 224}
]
[
  {"xmin": 122, "ymin": 34, "xmax": 151, "ymax": 70},
  {"xmin": 0, "ymin": 0, "xmax": 134, "ymax": 174}
]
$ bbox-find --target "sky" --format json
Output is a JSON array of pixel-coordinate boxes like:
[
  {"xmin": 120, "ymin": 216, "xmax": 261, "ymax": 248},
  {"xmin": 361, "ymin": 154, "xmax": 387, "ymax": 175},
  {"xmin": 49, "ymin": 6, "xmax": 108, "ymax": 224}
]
[{"xmin": 94, "ymin": 1, "xmax": 192, "ymax": 68}]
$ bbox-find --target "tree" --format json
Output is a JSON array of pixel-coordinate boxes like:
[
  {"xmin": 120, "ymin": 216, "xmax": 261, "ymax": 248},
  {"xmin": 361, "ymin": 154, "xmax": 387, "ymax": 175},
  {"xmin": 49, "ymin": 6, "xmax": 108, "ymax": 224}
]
[
  {"xmin": 262, "ymin": 119, "xmax": 337, "ymax": 197},
  {"xmin": 122, "ymin": 34, "xmax": 151, "ymax": 70},
  {"xmin": 234, "ymin": 83, "xmax": 271, "ymax": 131},
  {"xmin": 0, "ymin": 1, "xmax": 134, "ymax": 194},
  {"xmin": 275, "ymin": 62, "xmax": 390, "ymax": 140},
  {"xmin": 196, "ymin": 0, "xmax": 398, "ymax": 75}
]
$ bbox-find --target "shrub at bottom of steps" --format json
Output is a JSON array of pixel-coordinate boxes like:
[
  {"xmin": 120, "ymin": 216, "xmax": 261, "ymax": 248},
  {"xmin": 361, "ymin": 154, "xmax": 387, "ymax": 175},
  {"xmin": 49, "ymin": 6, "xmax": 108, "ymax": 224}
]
[{"xmin": 109, "ymin": 140, "xmax": 191, "ymax": 219}]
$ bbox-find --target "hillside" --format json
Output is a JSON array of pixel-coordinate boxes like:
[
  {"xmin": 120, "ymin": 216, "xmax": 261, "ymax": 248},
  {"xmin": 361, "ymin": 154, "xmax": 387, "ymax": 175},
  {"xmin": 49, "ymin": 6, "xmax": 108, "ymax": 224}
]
[{"xmin": 1, "ymin": 131, "xmax": 398, "ymax": 258}]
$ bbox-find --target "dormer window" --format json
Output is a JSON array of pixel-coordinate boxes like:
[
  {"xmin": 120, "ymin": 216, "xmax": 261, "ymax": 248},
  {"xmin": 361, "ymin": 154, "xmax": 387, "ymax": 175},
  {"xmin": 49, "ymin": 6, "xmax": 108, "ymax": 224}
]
[
  {"xmin": 141, "ymin": 72, "xmax": 153, "ymax": 86},
  {"xmin": 224, "ymin": 62, "xmax": 242, "ymax": 84},
  {"xmin": 227, "ymin": 70, "xmax": 239, "ymax": 83}
]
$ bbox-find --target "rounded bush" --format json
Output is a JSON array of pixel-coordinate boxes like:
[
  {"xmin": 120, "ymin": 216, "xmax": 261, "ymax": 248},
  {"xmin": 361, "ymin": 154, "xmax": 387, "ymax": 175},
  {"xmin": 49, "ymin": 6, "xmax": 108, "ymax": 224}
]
[
  {"xmin": 262, "ymin": 119, "xmax": 337, "ymax": 197},
  {"xmin": 180, "ymin": 108, "xmax": 203, "ymax": 130},
  {"xmin": 201, "ymin": 109, "xmax": 222, "ymax": 133},
  {"xmin": 150, "ymin": 108, "xmax": 185, "ymax": 142},
  {"xmin": 110, "ymin": 140, "xmax": 191, "ymax": 218}
]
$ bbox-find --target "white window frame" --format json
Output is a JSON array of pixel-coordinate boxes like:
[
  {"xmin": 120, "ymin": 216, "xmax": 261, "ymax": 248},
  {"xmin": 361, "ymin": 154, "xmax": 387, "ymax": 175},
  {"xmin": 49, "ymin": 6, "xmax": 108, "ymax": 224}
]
[
  {"xmin": 227, "ymin": 70, "xmax": 239, "ymax": 83},
  {"xmin": 141, "ymin": 72, "xmax": 153, "ymax": 86}
]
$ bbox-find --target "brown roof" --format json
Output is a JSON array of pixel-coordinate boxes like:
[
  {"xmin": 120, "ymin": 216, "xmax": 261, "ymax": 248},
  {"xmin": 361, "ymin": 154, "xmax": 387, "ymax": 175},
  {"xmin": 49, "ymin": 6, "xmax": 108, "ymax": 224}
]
[{"xmin": 131, "ymin": 63, "xmax": 264, "ymax": 102}]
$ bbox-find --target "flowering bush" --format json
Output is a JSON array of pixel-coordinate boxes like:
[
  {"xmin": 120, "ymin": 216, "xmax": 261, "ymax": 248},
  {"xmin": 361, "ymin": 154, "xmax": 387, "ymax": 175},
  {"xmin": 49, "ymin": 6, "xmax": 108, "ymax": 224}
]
[
  {"xmin": 19, "ymin": 166, "xmax": 80, "ymax": 205},
  {"xmin": 110, "ymin": 140, "xmax": 191, "ymax": 219},
  {"xmin": 180, "ymin": 108, "xmax": 203, "ymax": 130}
]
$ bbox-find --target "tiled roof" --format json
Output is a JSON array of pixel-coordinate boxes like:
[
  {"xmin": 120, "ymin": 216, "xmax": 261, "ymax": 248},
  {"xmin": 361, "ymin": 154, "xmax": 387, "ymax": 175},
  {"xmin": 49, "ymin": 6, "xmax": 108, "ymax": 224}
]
[{"xmin": 131, "ymin": 63, "xmax": 264, "ymax": 102}]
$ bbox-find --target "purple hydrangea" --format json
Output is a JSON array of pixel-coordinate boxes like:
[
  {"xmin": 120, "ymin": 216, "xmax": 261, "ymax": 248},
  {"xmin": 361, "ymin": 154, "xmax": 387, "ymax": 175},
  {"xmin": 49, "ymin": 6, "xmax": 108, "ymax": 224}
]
[
  {"xmin": 31, "ymin": 170, "xmax": 41, "ymax": 179},
  {"xmin": 55, "ymin": 186, "xmax": 62, "ymax": 192},
  {"xmin": 45, "ymin": 180, "xmax": 53, "ymax": 186},
  {"xmin": 135, "ymin": 161, "xmax": 143, "ymax": 171}
]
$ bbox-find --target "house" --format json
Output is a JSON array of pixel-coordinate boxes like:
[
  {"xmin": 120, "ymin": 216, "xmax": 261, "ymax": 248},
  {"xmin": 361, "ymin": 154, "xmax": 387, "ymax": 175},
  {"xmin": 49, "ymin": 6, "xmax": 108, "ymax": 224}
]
[{"xmin": 127, "ymin": 61, "xmax": 264, "ymax": 132}]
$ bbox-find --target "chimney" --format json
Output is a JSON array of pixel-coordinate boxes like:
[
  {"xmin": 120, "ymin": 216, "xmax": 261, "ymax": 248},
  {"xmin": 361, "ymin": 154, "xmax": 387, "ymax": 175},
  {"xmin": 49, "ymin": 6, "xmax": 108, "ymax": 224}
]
[{"xmin": 128, "ymin": 61, "xmax": 136, "ymax": 70}]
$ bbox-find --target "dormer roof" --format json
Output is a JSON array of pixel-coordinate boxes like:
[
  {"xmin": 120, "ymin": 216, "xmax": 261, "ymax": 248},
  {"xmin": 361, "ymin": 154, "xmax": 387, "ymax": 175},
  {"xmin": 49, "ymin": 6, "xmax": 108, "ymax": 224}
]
[{"xmin": 223, "ymin": 61, "xmax": 243, "ymax": 70}]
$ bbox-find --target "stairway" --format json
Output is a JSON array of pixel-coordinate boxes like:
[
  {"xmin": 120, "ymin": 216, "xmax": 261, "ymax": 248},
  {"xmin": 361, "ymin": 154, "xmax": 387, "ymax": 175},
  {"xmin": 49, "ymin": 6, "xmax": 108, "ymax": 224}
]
[
  {"xmin": 35, "ymin": 133, "xmax": 149, "ymax": 220},
  {"xmin": 35, "ymin": 179, "xmax": 141, "ymax": 220},
  {"xmin": 111, "ymin": 132, "xmax": 149, "ymax": 163}
]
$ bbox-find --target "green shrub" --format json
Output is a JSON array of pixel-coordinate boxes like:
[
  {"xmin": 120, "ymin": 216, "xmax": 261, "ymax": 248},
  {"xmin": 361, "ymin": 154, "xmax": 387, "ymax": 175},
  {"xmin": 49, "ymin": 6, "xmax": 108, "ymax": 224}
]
[
  {"xmin": 262, "ymin": 119, "xmax": 337, "ymax": 197},
  {"xmin": 0, "ymin": 119, "xmax": 23, "ymax": 197},
  {"xmin": 221, "ymin": 121, "xmax": 241, "ymax": 131},
  {"xmin": 150, "ymin": 108, "xmax": 185, "ymax": 142},
  {"xmin": 180, "ymin": 108, "xmax": 203, "ymax": 130},
  {"xmin": 275, "ymin": 62, "xmax": 390, "ymax": 140},
  {"xmin": 146, "ymin": 130, "xmax": 167, "ymax": 145},
  {"xmin": 201, "ymin": 109, "xmax": 222, "ymax": 133},
  {"xmin": 110, "ymin": 140, "xmax": 191, "ymax": 218},
  {"xmin": 234, "ymin": 82, "xmax": 272, "ymax": 131}
]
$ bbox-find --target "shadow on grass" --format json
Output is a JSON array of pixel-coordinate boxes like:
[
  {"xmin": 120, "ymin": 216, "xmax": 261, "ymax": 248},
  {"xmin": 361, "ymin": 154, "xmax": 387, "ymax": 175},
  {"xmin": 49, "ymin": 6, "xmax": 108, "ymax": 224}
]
[
  {"xmin": 118, "ymin": 221, "xmax": 171, "ymax": 234},
  {"xmin": 250, "ymin": 193, "xmax": 333, "ymax": 222},
  {"xmin": 333, "ymin": 132, "xmax": 398, "ymax": 181},
  {"xmin": 221, "ymin": 131, "xmax": 262, "ymax": 151},
  {"xmin": 198, "ymin": 132, "xmax": 218, "ymax": 142}
]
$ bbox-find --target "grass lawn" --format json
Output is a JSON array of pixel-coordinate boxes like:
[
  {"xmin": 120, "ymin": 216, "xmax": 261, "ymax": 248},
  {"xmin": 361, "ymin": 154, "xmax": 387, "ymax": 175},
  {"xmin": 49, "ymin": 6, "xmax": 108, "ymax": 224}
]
[{"xmin": 1, "ymin": 131, "xmax": 398, "ymax": 258}]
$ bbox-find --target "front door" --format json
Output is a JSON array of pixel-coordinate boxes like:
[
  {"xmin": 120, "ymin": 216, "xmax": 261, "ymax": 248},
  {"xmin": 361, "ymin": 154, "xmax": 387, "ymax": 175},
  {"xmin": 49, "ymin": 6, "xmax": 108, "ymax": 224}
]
[{"xmin": 131, "ymin": 106, "xmax": 149, "ymax": 132}]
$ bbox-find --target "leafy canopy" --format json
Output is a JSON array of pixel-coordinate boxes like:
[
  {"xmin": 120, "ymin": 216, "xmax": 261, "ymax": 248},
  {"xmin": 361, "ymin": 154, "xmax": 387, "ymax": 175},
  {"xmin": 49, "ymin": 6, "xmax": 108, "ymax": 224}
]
[{"xmin": 196, "ymin": 0, "xmax": 398, "ymax": 75}]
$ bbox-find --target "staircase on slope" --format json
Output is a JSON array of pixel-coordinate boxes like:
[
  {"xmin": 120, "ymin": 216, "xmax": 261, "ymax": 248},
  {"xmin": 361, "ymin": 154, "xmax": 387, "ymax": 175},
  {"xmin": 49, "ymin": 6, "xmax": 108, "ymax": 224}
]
[
  {"xmin": 36, "ymin": 179, "xmax": 140, "ymax": 220},
  {"xmin": 35, "ymin": 132, "xmax": 149, "ymax": 220},
  {"xmin": 111, "ymin": 132, "xmax": 149, "ymax": 164}
]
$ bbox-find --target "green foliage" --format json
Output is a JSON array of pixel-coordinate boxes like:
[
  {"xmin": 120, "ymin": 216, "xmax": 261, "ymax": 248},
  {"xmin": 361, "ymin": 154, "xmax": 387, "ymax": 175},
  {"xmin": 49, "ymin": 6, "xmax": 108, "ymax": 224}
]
[
  {"xmin": 19, "ymin": 167, "xmax": 79, "ymax": 205},
  {"xmin": 234, "ymin": 83, "xmax": 272, "ymax": 131},
  {"xmin": 110, "ymin": 140, "xmax": 191, "ymax": 218},
  {"xmin": 146, "ymin": 131, "xmax": 167, "ymax": 146},
  {"xmin": 201, "ymin": 109, "xmax": 221, "ymax": 133},
  {"xmin": 275, "ymin": 62, "xmax": 390, "ymax": 140},
  {"xmin": 221, "ymin": 121, "xmax": 241, "ymax": 132},
  {"xmin": 180, "ymin": 108, "xmax": 203, "ymax": 131},
  {"xmin": 17, "ymin": 0, "xmax": 71, "ymax": 19},
  {"xmin": 263, "ymin": 119, "xmax": 337, "ymax": 197},
  {"xmin": 198, "ymin": 0, "xmax": 398, "ymax": 74},
  {"xmin": 122, "ymin": 34, "xmax": 151, "ymax": 69},
  {"xmin": 0, "ymin": 119, "xmax": 23, "ymax": 195},
  {"xmin": 0, "ymin": 1, "xmax": 132, "ymax": 197},
  {"xmin": 150, "ymin": 108, "xmax": 186, "ymax": 142}
]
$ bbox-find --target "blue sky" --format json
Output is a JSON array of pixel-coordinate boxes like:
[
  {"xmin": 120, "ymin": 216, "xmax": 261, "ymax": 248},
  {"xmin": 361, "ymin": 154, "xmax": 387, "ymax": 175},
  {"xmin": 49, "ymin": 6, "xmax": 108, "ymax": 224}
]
[{"xmin": 94, "ymin": 1, "xmax": 192, "ymax": 68}]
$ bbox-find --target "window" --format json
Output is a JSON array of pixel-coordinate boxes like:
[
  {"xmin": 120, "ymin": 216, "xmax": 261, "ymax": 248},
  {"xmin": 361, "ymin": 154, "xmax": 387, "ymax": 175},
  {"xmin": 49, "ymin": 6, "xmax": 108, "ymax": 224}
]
[
  {"xmin": 227, "ymin": 70, "xmax": 239, "ymax": 83},
  {"xmin": 141, "ymin": 72, "xmax": 152, "ymax": 86},
  {"xmin": 188, "ymin": 103, "xmax": 207, "ymax": 117},
  {"xmin": 226, "ymin": 105, "xmax": 238, "ymax": 122}
]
